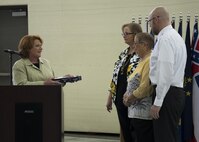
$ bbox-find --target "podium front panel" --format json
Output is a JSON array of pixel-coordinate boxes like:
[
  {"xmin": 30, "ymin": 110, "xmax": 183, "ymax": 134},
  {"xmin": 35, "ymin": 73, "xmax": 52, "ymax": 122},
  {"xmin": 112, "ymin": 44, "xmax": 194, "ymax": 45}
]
[
  {"xmin": 15, "ymin": 103, "xmax": 43, "ymax": 142},
  {"xmin": 0, "ymin": 85, "xmax": 63, "ymax": 142}
]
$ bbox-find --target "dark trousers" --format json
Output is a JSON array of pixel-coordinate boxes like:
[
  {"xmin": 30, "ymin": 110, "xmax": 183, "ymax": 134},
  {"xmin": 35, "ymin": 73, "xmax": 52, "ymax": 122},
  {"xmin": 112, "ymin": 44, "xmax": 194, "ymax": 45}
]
[
  {"xmin": 116, "ymin": 105, "xmax": 136, "ymax": 142},
  {"xmin": 131, "ymin": 118, "xmax": 154, "ymax": 142},
  {"xmin": 152, "ymin": 86, "xmax": 185, "ymax": 142}
]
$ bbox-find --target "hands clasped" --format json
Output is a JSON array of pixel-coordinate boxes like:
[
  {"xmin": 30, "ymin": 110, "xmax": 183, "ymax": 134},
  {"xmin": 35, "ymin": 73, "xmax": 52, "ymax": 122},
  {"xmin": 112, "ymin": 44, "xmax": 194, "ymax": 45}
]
[
  {"xmin": 123, "ymin": 92, "xmax": 137, "ymax": 107},
  {"xmin": 150, "ymin": 105, "xmax": 161, "ymax": 119}
]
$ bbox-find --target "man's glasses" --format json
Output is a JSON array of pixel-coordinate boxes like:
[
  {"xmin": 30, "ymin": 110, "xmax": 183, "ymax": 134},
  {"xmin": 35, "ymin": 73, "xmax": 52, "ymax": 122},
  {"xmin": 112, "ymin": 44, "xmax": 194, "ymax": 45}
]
[
  {"xmin": 121, "ymin": 32, "xmax": 136, "ymax": 36},
  {"xmin": 147, "ymin": 16, "xmax": 160, "ymax": 23}
]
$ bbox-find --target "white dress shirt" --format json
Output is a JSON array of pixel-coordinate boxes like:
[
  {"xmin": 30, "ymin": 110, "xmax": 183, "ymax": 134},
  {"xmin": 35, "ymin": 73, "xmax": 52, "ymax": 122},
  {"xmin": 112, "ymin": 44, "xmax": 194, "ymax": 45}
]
[{"xmin": 149, "ymin": 25, "xmax": 187, "ymax": 107}]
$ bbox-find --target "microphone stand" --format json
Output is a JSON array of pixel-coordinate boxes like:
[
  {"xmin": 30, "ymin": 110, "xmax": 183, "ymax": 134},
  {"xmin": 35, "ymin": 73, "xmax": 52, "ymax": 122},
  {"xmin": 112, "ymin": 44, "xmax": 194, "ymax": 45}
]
[
  {"xmin": 4, "ymin": 49, "xmax": 21, "ymax": 85},
  {"xmin": 8, "ymin": 52, "xmax": 14, "ymax": 85}
]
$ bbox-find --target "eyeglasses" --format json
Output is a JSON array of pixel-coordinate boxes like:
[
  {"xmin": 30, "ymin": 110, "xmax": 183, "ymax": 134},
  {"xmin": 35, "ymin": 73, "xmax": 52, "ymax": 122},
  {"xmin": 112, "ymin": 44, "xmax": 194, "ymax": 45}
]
[
  {"xmin": 147, "ymin": 16, "xmax": 160, "ymax": 23},
  {"xmin": 121, "ymin": 32, "xmax": 136, "ymax": 36}
]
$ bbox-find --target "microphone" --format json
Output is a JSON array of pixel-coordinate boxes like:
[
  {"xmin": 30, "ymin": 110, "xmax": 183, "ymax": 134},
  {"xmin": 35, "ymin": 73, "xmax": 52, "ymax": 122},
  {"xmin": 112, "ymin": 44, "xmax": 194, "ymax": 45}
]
[{"xmin": 4, "ymin": 49, "xmax": 21, "ymax": 56}]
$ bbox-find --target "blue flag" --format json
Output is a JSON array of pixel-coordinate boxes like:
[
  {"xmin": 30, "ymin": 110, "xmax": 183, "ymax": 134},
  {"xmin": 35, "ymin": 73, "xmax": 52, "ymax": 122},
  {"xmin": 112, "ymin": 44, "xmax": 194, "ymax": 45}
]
[
  {"xmin": 177, "ymin": 18, "xmax": 183, "ymax": 142},
  {"xmin": 171, "ymin": 19, "xmax": 175, "ymax": 29},
  {"xmin": 178, "ymin": 20, "xmax": 182, "ymax": 36},
  {"xmin": 181, "ymin": 20, "xmax": 194, "ymax": 142}
]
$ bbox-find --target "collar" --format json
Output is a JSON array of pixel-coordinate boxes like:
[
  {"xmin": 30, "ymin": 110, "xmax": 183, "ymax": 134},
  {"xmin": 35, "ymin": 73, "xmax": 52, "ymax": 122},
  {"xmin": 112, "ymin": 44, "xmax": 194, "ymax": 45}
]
[
  {"xmin": 23, "ymin": 58, "xmax": 44, "ymax": 66},
  {"xmin": 157, "ymin": 25, "xmax": 172, "ymax": 39}
]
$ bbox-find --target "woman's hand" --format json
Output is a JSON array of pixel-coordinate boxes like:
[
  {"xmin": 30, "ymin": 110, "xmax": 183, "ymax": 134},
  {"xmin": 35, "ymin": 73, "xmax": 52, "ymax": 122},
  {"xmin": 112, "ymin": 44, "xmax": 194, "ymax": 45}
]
[
  {"xmin": 123, "ymin": 92, "xmax": 137, "ymax": 107},
  {"xmin": 106, "ymin": 92, "xmax": 113, "ymax": 113},
  {"xmin": 44, "ymin": 78, "xmax": 61, "ymax": 85},
  {"xmin": 150, "ymin": 105, "xmax": 161, "ymax": 119}
]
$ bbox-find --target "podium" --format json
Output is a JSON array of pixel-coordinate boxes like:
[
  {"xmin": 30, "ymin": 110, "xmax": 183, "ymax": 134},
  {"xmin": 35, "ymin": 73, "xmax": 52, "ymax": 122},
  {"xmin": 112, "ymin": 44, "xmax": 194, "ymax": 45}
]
[{"xmin": 0, "ymin": 85, "xmax": 64, "ymax": 142}]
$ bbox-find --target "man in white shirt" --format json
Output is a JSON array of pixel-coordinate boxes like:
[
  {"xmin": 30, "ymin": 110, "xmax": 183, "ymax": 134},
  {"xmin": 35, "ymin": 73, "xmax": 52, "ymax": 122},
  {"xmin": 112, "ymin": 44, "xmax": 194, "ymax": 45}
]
[{"xmin": 148, "ymin": 6, "xmax": 187, "ymax": 142}]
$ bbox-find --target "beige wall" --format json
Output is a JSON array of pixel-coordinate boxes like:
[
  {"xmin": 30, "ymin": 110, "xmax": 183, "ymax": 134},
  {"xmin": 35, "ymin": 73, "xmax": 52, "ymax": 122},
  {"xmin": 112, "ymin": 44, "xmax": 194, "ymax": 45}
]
[{"xmin": 1, "ymin": 0, "xmax": 199, "ymax": 133}]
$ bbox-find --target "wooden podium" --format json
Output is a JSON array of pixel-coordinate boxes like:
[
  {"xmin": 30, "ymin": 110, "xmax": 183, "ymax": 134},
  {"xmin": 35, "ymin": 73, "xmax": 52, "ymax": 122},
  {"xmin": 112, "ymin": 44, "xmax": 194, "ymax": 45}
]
[{"xmin": 0, "ymin": 85, "xmax": 64, "ymax": 142}]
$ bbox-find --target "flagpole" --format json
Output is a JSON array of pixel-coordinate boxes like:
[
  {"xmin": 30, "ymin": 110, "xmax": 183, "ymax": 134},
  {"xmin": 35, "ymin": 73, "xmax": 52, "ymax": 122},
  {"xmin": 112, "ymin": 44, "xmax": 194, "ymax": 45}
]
[
  {"xmin": 138, "ymin": 15, "xmax": 142, "ymax": 25},
  {"xmin": 145, "ymin": 16, "xmax": 148, "ymax": 33},
  {"xmin": 179, "ymin": 12, "xmax": 183, "ymax": 21},
  {"xmin": 178, "ymin": 12, "xmax": 183, "ymax": 36},
  {"xmin": 179, "ymin": 12, "xmax": 183, "ymax": 23},
  {"xmin": 195, "ymin": 14, "xmax": 198, "ymax": 23},
  {"xmin": 132, "ymin": 17, "xmax": 135, "ymax": 23},
  {"xmin": 187, "ymin": 13, "xmax": 191, "ymax": 23},
  {"xmin": 172, "ymin": 14, "xmax": 175, "ymax": 29}
]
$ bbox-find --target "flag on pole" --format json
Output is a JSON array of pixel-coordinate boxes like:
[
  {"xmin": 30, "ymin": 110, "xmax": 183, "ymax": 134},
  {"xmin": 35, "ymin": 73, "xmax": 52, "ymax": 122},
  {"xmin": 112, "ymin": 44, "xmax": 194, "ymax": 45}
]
[
  {"xmin": 177, "ymin": 16, "xmax": 183, "ymax": 142},
  {"xmin": 192, "ymin": 18, "xmax": 199, "ymax": 142},
  {"xmin": 181, "ymin": 18, "xmax": 194, "ymax": 142},
  {"xmin": 171, "ymin": 17, "xmax": 175, "ymax": 29},
  {"xmin": 178, "ymin": 19, "xmax": 183, "ymax": 36}
]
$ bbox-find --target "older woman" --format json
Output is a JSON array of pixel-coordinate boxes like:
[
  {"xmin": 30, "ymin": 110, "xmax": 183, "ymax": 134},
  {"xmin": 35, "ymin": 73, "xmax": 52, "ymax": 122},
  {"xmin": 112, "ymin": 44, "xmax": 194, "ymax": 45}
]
[
  {"xmin": 123, "ymin": 33, "xmax": 154, "ymax": 142},
  {"xmin": 106, "ymin": 23, "xmax": 142, "ymax": 142},
  {"xmin": 12, "ymin": 35, "xmax": 61, "ymax": 85}
]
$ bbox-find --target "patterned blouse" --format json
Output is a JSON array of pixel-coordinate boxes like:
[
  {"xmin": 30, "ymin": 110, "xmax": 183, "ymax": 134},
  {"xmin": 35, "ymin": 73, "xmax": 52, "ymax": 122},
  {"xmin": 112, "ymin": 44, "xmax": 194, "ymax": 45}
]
[{"xmin": 109, "ymin": 47, "xmax": 140, "ymax": 100}]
